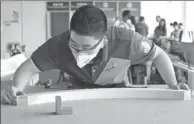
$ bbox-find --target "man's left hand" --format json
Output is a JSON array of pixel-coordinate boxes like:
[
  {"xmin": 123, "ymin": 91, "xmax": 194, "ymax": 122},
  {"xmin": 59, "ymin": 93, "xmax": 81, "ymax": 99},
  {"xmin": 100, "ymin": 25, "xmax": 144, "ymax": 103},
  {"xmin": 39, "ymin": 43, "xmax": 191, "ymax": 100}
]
[{"xmin": 169, "ymin": 83, "xmax": 190, "ymax": 90}]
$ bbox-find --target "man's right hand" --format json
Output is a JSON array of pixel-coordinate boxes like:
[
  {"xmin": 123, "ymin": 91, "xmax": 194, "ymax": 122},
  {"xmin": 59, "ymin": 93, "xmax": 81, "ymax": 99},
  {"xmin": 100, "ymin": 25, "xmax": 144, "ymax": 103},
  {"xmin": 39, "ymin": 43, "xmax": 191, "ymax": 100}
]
[
  {"xmin": 2, "ymin": 58, "xmax": 40, "ymax": 106},
  {"xmin": 3, "ymin": 85, "xmax": 25, "ymax": 106}
]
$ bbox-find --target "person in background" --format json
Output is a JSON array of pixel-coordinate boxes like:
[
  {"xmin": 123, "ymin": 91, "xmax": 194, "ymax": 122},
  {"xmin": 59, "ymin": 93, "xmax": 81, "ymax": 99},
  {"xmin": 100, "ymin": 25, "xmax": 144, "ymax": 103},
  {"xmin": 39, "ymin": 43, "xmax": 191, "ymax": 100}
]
[
  {"xmin": 135, "ymin": 16, "xmax": 140, "ymax": 25},
  {"xmin": 170, "ymin": 21, "xmax": 185, "ymax": 61},
  {"xmin": 135, "ymin": 16, "xmax": 149, "ymax": 37},
  {"xmin": 178, "ymin": 23, "xmax": 183, "ymax": 31},
  {"xmin": 130, "ymin": 16, "xmax": 139, "ymax": 30},
  {"xmin": 131, "ymin": 16, "xmax": 139, "ymax": 25},
  {"xmin": 170, "ymin": 22, "xmax": 183, "ymax": 42},
  {"xmin": 169, "ymin": 21, "xmax": 187, "ymax": 83},
  {"xmin": 154, "ymin": 19, "xmax": 167, "ymax": 38},
  {"xmin": 154, "ymin": 18, "xmax": 167, "ymax": 46},
  {"xmin": 121, "ymin": 10, "xmax": 135, "ymax": 31},
  {"xmin": 150, "ymin": 18, "xmax": 168, "ymax": 84},
  {"xmin": 122, "ymin": 10, "xmax": 131, "ymax": 22},
  {"xmin": 153, "ymin": 15, "xmax": 161, "ymax": 33},
  {"xmin": 156, "ymin": 15, "xmax": 161, "ymax": 23}
]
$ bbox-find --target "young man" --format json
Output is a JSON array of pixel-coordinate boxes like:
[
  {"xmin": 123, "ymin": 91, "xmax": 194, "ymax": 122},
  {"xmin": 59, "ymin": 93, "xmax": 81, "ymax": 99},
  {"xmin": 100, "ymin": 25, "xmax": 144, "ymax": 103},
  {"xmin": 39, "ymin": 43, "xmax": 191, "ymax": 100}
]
[
  {"xmin": 3, "ymin": 5, "xmax": 189, "ymax": 105},
  {"xmin": 122, "ymin": 10, "xmax": 131, "ymax": 22},
  {"xmin": 156, "ymin": 15, "xmax": 161, "ymax": 23},
  {"xmin": 120, "ymin": 10, "xmax": 135, "ymax": 31},
  {"xmin": 170, "ymin": 21, "xmax": 183, "ymax": 42}
]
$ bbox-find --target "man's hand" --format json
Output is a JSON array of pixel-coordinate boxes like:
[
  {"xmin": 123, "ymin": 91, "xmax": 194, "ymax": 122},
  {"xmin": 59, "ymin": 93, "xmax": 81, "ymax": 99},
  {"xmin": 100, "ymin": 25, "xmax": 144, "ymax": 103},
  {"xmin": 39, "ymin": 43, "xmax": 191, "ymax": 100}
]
[
  {"xmin": 169, "ymin": 83, "xmax": 190, "ymax": 90},
  {"xmin": 3, "ymin": 85, "xmax": 25, "ymax": 105}
]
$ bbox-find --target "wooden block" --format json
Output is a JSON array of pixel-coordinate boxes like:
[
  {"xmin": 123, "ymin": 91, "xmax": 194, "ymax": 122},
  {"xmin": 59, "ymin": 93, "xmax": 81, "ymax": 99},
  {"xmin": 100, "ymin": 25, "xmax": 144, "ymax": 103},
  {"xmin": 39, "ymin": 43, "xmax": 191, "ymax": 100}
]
[
  {"xmin": 55, "ymin": 96, "xmax": 61, "ymax": 114},
  {"xmin": 16, "ymin": 87, "xmax": 191, "ymax": 106},
  {"xmin": 15, "ymin": 95, "xmax": 28, "ymax": 106},
  {"xmin": 55, "ymin": 96, "xmax": 73, "ymax": 115}
]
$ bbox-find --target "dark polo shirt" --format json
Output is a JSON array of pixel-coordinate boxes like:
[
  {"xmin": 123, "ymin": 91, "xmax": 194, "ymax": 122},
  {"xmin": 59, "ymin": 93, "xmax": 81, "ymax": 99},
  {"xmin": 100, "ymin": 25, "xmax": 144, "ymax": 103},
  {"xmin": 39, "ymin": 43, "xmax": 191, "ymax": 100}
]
[{"xmin": 31, "ymin": 26, "xmax": 156, "ymax": 86}]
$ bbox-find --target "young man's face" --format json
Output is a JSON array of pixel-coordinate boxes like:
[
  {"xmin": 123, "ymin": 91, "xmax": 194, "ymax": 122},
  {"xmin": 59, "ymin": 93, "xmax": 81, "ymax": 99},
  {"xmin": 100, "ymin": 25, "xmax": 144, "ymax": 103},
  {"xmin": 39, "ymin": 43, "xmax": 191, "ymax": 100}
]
[{"xmin": 69, "ymin": 31, "xmax": 105, "ymax": 55}]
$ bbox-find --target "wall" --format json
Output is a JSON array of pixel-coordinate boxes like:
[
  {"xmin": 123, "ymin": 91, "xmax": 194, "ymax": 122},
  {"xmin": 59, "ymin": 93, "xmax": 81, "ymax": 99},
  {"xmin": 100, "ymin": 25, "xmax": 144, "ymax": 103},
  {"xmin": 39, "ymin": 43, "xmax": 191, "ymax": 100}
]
[
  {"xmin": 1, "ymin": 1, "xmax": 47, "ymax": 58},
  {"xmin": 1, "ymin": 1, "xmax": 47, "ymax": 85},
  {"xmin": 186, "ymin": 1, "xmax": 194, "ymax": 31},
  {"xmin": 1, "ymin": 1, "xmax": 22, "ymax": 58},
  {"xmin": 22, "ymin": 1, "xmax": 47, "ymax": 58}
]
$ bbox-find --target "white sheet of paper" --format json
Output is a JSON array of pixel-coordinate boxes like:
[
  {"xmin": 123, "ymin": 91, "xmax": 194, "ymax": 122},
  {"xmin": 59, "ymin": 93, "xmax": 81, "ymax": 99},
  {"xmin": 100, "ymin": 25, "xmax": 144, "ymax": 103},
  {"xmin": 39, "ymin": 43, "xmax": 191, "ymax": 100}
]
[{"xmin": 94, "ymin": 58, "xmax": 131, "ymax": 86}]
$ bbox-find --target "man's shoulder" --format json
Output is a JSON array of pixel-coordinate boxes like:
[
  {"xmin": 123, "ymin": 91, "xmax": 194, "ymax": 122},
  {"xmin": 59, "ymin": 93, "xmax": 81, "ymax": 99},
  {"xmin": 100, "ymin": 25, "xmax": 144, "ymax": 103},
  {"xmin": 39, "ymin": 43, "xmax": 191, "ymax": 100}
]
[
  {"xmin": 40, "ymin": 30, "xmax": 70, "ymax": 53},
  {"xmin": 51, "ymin": 30, "xmax": 70, "ymax": 42},
  {"xmin": 107, "ymin": 26, "xmax": 135, "ymax": 41}
]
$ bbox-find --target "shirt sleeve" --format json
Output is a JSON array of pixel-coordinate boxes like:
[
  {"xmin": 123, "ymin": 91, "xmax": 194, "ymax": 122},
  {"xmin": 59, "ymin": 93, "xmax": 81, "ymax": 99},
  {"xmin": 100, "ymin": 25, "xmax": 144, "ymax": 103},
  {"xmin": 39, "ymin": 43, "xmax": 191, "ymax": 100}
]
[
  {"xmin": 129, "ymin": 31, "xmax": 156, "ymax": 65},
  {"xmin": 30, "ymin": 35, "xmax": 61, "ymax": 72},
  {"xmin": 107, "ymin": 26, "xmax": 156, "ymax": 65}
]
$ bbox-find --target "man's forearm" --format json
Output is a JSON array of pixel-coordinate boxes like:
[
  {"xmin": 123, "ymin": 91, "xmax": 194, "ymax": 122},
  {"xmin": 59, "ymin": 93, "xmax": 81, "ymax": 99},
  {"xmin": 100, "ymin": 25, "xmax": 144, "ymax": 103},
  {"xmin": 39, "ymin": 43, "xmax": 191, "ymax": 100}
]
[
  {"xmin": 12, "ymin": 58, "xmax": 40, "ymax": 91},
  {"xmin": 153, "ymin": 46, "xmax": 177, "ymax": 87}
]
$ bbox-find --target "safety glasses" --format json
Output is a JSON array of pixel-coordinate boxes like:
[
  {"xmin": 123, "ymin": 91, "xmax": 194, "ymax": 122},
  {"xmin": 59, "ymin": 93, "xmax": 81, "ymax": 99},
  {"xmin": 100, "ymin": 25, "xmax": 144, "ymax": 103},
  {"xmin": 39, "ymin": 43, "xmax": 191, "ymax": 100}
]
[{"xmin": 69, "ymin": 36, "xmax": 107, "ymax": 55}]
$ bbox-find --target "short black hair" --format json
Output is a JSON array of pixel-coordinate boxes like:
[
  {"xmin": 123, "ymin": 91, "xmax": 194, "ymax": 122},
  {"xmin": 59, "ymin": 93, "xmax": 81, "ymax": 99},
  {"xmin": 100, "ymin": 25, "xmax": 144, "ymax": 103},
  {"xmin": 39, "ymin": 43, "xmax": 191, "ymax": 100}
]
[
  {"xmin": 122, "ymin": 10, "xmax": 131, "ymax": 18},
  {"xmin": 140, "ymin": 16, "xmax": 145, "ymax": 21},
  {"xmin": 70, "ymin": 5, "xmax": 107, "ymax": 38}
]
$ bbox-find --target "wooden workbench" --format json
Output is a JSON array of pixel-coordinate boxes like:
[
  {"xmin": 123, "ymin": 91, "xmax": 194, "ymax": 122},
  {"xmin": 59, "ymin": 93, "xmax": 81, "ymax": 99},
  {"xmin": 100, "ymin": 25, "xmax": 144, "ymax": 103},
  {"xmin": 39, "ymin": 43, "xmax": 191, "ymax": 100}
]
[{"xmin": 1, "ymin": 79, "xmax": 194, "ymax": 124}]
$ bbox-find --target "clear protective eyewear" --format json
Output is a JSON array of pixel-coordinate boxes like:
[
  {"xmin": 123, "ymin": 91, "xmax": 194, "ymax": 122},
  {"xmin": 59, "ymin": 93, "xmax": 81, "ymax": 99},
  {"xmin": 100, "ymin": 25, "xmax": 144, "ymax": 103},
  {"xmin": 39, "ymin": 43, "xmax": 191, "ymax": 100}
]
[{"xmin": 69, "ymin": 36, "xmax": 107, "ymax": 55}]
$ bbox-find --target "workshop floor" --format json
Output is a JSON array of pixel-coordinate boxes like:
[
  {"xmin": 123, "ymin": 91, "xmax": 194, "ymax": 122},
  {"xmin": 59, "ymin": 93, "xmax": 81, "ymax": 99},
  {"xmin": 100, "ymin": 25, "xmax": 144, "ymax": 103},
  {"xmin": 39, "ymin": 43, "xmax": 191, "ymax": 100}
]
[{"xmin": 1, "ymin": 79, "xmax": 194, "ymax": 124}]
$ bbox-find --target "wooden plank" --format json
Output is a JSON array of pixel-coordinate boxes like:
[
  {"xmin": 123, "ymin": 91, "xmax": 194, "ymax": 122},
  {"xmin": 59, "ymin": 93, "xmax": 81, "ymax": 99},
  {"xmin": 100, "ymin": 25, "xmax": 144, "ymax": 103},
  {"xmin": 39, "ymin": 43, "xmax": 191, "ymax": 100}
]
[
  {"xmin": 173, "ymin": 61, "xmax": 194, "ymax": 71},
  {"xmin": 16, "ymin": 87, "xmax": 191, "ymax": 106}
]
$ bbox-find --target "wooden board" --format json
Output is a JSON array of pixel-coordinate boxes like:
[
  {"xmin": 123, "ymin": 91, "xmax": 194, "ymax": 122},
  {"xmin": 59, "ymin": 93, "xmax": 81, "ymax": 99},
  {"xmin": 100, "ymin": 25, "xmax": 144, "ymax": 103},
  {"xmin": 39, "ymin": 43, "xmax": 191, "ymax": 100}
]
[
  {"xmin": 173, "ymin": 61, "xmax": 194, "ymax": 71},
  {"xmin": 16, "ymin": 87, "xmax": 191, "ymax": 106}
]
